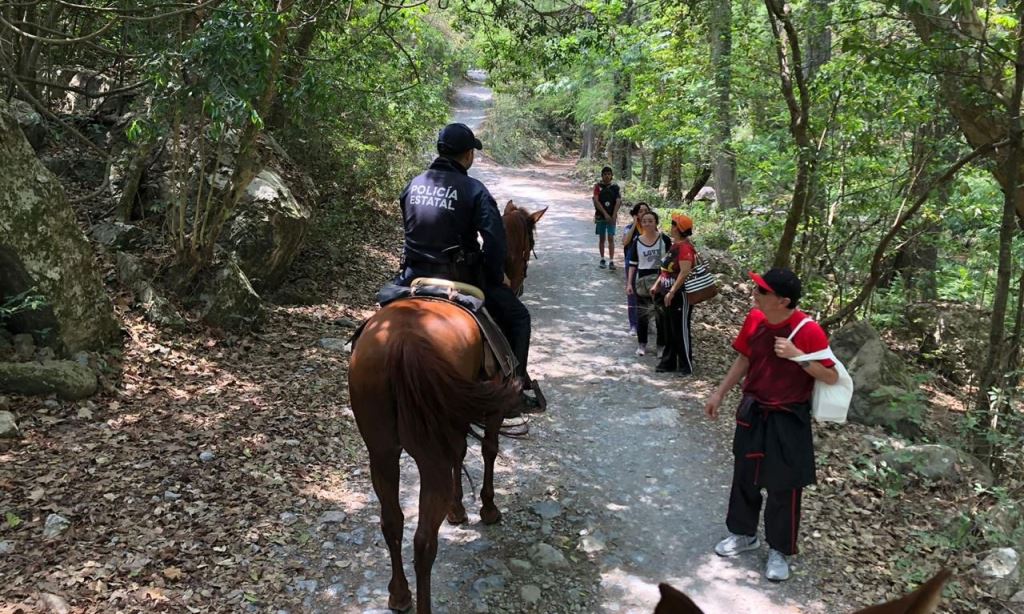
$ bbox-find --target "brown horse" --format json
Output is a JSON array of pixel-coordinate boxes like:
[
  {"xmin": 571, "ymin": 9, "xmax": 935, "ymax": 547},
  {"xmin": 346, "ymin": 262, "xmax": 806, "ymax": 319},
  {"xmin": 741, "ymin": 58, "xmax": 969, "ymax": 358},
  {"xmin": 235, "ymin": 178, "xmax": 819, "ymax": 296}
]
[
  {"xmin": 502, "ymin": 200, "xmax": 547, "ymax": 296},
  {"xmin": 348, "ymin": 201, "xmax": 545, "ymax": 614},
  {"xmin": 654, "ymin": 569, "xmax": 951, "ymax": 614}
]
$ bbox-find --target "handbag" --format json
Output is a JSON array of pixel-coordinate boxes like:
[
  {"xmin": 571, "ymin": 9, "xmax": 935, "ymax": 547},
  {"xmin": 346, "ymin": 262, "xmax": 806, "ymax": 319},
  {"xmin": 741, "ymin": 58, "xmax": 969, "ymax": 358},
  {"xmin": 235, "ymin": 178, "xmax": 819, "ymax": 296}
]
[
  {"xmin": 635, "ymin": 273, "xmax": 660, "ymax": 298},
  {"xmin": 786, "ymin": 318, "xmax": 854, "ymax": 423},
  {"xmin": 683, "ymin": 253, "xmax": 718, "ymax": 304}
]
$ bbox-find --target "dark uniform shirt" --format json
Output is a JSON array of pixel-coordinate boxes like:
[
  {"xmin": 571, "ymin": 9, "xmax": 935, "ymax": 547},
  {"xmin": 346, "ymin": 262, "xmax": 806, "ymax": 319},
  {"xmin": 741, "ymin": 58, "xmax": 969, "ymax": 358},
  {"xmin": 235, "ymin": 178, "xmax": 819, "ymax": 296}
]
[{"xmin": 399, "ymin": 156, "xmax": 506, "ymax": 286}]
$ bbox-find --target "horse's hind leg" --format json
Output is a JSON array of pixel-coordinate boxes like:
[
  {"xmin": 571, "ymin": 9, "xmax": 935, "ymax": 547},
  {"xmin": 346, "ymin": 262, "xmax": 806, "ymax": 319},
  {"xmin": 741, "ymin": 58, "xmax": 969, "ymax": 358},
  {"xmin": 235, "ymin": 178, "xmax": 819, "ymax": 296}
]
[
  {"xmin": 479, "ymin": 414, "xmax": 503, "ymax": 525},
  {"xmin": 368, "ymin": 448, "xmax": 412, "ymax": 611},
  {"xmin": 447, "ymin": 436, "xmax": 468, "ymax": 525},
  {"xmin": 413, "ymin": 460, "xmax": 454, "ymax": 614}
]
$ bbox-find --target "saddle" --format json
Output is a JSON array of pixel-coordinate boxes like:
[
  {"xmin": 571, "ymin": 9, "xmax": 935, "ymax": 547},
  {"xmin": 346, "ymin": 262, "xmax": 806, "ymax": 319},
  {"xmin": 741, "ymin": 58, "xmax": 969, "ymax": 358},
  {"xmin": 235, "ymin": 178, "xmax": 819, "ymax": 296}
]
[{"xmin": 349, "ymin": 279, "xmax": 518, "ymax": 381}]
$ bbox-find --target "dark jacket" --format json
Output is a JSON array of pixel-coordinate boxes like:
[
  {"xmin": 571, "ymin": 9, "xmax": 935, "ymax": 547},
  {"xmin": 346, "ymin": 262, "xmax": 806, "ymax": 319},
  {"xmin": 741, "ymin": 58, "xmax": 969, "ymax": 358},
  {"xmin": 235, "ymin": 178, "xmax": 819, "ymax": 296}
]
[
  {"xmin": 732, "ymin": 395, "xmax": 816, "ymax": 490},
  {"xmin": 399, "ymin": 156, "xmax": 506, "ymax": 286}
]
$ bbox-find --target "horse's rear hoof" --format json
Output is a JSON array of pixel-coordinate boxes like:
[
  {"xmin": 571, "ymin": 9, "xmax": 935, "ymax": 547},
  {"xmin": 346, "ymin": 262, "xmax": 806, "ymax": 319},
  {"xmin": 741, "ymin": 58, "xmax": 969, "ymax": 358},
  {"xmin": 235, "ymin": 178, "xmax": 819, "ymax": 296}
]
[
  {"xmin": 480, "ymin": 506, "xmax": 502, "ymax": 525},
  {"xmin": 388, "ymin": 594, "xmax": 413, "ymax": 612}
]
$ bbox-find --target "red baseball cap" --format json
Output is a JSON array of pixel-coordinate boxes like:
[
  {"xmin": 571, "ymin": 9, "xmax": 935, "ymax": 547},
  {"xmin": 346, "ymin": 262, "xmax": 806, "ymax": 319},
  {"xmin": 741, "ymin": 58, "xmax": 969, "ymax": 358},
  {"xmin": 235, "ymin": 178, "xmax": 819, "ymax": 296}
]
[{"xmin": 748, "ymin": 270, "xmax": 774, "ymax": 293}]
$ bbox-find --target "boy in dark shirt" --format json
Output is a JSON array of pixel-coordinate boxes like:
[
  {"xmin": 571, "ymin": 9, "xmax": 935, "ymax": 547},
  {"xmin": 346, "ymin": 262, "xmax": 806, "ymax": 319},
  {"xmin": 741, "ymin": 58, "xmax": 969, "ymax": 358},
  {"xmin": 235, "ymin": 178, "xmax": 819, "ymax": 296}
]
[{"xmin": 592, "ymin": 166, "xmax": 622, "ymax": 269}]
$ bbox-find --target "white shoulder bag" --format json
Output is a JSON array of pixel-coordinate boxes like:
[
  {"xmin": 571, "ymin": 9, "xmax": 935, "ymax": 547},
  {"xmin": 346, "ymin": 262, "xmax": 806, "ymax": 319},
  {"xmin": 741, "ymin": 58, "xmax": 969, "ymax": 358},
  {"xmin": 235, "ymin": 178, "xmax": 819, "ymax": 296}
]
[{"xmin": 786, "ymin": 318, "xmax": 854, "ymax": 423}]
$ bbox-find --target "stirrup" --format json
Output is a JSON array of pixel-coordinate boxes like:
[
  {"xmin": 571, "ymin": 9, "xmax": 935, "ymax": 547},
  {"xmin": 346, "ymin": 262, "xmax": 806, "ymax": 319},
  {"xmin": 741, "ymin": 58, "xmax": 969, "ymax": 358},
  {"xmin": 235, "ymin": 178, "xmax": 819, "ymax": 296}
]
[{"xmin": 521, "ymin": 380, "xmax": 547, "ymax": 413}]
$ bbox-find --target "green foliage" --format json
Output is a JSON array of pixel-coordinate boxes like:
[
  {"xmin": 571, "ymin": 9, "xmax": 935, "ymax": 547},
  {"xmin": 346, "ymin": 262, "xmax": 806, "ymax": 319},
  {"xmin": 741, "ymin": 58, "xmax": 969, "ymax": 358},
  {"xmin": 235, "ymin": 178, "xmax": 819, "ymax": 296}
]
[
  {"xmin": 275, "ymin": 5, "xmax": 457, "ymax": 201},
  {"xmin": 0, "ymin": 289, "xmax": 48, "ymax": 326}
]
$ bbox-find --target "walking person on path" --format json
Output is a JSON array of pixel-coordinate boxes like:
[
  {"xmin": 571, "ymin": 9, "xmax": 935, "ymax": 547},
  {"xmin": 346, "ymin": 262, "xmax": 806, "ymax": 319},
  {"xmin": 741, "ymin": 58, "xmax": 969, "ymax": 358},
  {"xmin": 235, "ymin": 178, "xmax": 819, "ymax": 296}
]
[
  {"xmin": 626, "ymin": 210, "xmax": 669, "ymax": 356},
  {"xmin": 703, "ymin": 268, "xmax": 839, "ymax": 581},
  {"xmin": 394, "ymin": 122, "xmax": 540, "ymax": 409},
  {"xmin": 592, "ymin": 166, "xmax": 622, "ymax": 270},
  {"xmin": 622, "ymin": 202, "xmax": 651, "ymax": 334},
  {"xmin": 653, "ymin": 214, "xmax": 697, "ymax": 374}
]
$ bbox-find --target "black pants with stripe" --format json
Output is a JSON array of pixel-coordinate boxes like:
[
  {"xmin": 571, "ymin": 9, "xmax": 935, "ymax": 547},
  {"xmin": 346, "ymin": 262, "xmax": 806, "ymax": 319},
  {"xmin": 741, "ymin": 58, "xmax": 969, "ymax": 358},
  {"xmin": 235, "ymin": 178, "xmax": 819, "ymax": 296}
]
[
  {"xmin": 656, "ymin": 293, "xmax": 694, "ymax": 373},
  {"xmin": 725, "ymin": 455, "xmax": 803, "ymax": 556}
]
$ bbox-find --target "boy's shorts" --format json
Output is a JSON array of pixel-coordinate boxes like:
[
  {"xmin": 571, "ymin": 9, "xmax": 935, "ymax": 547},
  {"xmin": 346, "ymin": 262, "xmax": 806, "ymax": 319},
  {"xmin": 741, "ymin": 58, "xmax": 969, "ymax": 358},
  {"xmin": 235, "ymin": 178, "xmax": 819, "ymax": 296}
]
[{"xmin": 595, "ymin": 219, "xmax": 616, "ymax": 236}]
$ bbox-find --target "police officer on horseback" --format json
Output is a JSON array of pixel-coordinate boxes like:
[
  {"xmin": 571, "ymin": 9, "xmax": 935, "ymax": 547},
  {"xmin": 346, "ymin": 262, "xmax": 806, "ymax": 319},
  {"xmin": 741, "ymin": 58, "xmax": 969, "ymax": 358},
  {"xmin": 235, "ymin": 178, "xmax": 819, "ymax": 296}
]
[{"xmin": 395, "ymin": 122, "xmax": 540, "ymax": 410}]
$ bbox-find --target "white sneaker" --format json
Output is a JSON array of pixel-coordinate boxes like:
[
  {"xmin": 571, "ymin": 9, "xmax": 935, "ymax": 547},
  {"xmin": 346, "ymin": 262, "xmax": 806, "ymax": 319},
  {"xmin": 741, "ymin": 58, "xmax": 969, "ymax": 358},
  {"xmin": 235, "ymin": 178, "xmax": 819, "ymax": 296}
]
[
  {"xmin": 765, "ymin": 549, "xmax": 790, "ymax": 581},
  {"xmin": 635, "ymin": 345, "xmax": 646, "ymax": 356},
  {"xmin": 714, "ymin": 533, "xmax": 760, "ymax": 557}
]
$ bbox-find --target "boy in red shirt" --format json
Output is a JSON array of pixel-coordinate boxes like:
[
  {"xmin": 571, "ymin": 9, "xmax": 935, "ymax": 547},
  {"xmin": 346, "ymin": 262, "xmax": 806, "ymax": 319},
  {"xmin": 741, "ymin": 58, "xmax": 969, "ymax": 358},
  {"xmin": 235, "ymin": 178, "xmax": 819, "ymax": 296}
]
[{"xmin": 703, "ymin": 268, "xmax": 839, "ymax": 581}]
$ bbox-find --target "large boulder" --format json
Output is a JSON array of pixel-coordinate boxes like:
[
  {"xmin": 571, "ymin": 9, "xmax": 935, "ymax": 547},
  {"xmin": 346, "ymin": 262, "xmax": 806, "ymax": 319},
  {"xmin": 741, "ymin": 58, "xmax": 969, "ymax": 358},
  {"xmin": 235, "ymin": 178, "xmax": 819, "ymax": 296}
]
[
  {"xmin": 9, "ymin": 100, "xmax": 46, "ymax": 152},
  {"xmin": 227, "ymin": 169, "xmax": 311, "ymax": 292},
  {"xmin": 880, "ymin": 443, "xmax": 992, "ymax": 486},
  {"xmin": 0, "ymin": 360, "xmax": 97, "ymax": 400},
  {"xmin": 0, "ymin": 99, "xmax": 120, "ymax": 354},
  {"xmin": 46, "ymin": 69, "xmax": 114, "ymax": 115},
  {"xmin": 200, "ymin": 259, "xmax": 265, "ymax": 332},
  {"xmin": 91, "ymin": 221, "xmax": 145, "ymax": 251},
  {"xmin": 830, "ymin": 321, "xmax": 924, "ymax": 437},
  {"xmin": 114, "ymin": 253, "xmax": 186, "ymax": 330},
  {"xmin": 976, "ymin": 548, "xmax": 1021, "ymax": 599},
  {"xmin": 904, "ymin": 301, "xmax": 990, "ymax": 384},
  {"xmin": 701, "ymin": 248, "xmax": 744, "ymax": 282}
]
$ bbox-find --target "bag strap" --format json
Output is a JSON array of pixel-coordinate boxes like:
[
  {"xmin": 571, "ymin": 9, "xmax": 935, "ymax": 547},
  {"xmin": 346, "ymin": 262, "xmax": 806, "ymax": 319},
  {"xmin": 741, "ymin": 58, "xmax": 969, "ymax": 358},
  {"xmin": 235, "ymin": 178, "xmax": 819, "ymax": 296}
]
[
  {"xmin": 787, "ymin": 317, "xmax": 812, "ymax": 341},
  {"xmin": 788, "ymin": 348, "xmax": 836, "ymax": 363}
]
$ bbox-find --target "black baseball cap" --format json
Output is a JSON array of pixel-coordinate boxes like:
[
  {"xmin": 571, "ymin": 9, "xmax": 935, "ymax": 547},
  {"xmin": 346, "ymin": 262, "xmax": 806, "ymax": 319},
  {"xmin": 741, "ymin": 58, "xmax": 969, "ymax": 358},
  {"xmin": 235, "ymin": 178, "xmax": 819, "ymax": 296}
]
[
  {"xmin": 437, "ymin": 123, "xmax": 483, "ymax": 155},
  {"xmin": 749, "ymin": 268, "xmax": 802, "ymax": 304}
]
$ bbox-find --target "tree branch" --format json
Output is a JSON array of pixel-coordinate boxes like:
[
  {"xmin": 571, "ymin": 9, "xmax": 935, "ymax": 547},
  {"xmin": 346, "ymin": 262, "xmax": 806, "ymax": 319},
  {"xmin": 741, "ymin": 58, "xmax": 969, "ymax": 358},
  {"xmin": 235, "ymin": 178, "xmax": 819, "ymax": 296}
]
[{"xmin": 821, "ymin": 138, "xmax": 1009, "ymax": 328}]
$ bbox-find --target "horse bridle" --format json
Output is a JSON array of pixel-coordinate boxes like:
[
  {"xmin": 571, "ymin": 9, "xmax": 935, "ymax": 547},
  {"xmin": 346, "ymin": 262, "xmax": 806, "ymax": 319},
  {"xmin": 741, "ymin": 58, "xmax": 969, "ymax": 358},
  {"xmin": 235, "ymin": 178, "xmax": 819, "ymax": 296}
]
[{"xmin": 514, "ymin": 223, "xmax": 536, "ymax": 296}]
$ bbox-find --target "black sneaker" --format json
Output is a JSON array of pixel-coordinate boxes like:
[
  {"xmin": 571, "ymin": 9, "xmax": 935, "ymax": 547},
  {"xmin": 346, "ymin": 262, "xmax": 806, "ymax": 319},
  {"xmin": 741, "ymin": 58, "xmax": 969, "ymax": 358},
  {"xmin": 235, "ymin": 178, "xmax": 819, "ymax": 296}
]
[{"xmin": 599, "ymin": 259, "xmax": 607, "ymax": 269}]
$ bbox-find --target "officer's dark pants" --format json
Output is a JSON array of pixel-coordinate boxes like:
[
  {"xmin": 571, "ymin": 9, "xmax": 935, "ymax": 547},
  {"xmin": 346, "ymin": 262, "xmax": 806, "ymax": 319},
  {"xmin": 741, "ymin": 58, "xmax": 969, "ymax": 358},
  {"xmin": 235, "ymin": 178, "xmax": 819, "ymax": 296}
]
[
  {"xmin": 725, "ymin": 456, "xmax": 803, "ymax": 556},
  {"xmin": 484, "ymin": 284, "xmax": 531, "ymax": 381}
]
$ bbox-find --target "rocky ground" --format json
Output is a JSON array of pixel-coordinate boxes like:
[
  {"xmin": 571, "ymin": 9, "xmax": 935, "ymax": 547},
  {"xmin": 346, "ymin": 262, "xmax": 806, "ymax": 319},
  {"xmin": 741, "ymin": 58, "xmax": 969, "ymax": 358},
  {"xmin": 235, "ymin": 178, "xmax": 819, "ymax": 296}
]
[{"xmin": 1, "ymin": 81, "xmax": 1018, "ymax": 614}]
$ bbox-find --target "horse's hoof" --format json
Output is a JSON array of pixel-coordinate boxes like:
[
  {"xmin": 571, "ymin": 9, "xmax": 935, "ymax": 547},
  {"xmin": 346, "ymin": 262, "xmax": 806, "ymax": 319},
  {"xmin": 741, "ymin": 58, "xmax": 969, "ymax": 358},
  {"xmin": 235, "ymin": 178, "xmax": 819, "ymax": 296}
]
[
  {"xmin": 447, "ymin": 509, "xmax": 469, "ymax": 524},
  {"xmin": 480, "ymin": 506, "xmax": 502, "ymax": 525},
  {"xmin": 388, "ymin": 593, "xmax": 413, "ymax": 612}
]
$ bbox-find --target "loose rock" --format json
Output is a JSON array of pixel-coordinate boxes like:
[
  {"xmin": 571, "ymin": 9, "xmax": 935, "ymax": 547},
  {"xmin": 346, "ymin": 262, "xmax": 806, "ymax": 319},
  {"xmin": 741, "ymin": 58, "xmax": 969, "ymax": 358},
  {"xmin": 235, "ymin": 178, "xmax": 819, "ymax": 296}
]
[
  {"xmin": 39, "ymin": 592, "xmax": 70, "ymax": 614},
  {"xmin": 0, "ymin": 360, "xmax": 98, "ymax": 400},
  {"xmin": 532, "ymin": 500, "xmax": 562, "ymax": 520},
  {"xmin": 43, "ymin": 513, "xmax": 70, "ymax": 539},
  {"xmin": 318, "ymin": 338, "xmax": 348, "ymax": 353},
  {"xmin": 529, "ymin": 542, "xmax": 568, "ymax": 569},
  {"xmin": 0, "ymin": 411, "xmax": 19, "ymax": 438},
  {"xmin": 520, "ymin": 584, "xmax": 542, "ymax": 604},
  {"xmin": 317, "ymin": 510, "xmax": 348, "ymax": 526}
]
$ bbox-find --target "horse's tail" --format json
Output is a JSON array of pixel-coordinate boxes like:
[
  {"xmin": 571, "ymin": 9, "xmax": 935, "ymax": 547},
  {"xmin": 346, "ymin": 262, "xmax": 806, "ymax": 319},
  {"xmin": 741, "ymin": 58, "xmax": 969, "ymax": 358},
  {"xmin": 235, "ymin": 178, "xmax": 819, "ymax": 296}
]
[{"xmin": 386, "ymin": 333, "xmax": 522, "ymax": 463}]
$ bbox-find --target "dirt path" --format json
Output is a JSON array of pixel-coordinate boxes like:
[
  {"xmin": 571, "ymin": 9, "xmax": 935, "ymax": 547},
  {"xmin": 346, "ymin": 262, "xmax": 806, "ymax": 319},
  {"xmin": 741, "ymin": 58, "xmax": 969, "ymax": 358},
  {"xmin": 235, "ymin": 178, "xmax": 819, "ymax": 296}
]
[{"xmin": 315, "ymin": 81, "xmax": 835, "ymax": 614}]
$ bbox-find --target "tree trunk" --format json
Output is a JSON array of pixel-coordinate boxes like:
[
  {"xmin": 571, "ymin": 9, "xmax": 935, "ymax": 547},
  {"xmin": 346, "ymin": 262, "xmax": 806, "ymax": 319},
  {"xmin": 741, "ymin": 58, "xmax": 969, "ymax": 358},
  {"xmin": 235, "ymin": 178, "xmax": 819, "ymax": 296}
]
[
  {"xmin": 803, "ymin": 0, "xmax": 831, "ymax": 81},
  {"xmin": 183, "ymin": 0, "xmax": 295, "ymax": 277},
  {"xmin": 117, "ymin": 140, "xmax": 157, "ymax": 223},
  {"xmin": 709, "ymin": 0, "xmax": 740, "ymax": 209},
  {"xmin": 580, "ymin": 123, "xmax": 595, "ymax": 160},
  {"xmin": 667, "ymin": 150, "xmax": 682, "ymax": 202},
  {"xmin": 904, "ymin": 2, "xmax": 1024, "ymax": 224},
  {"xmin": 684, "ymin": 165, "xmax": 713, "ymax": 203},
  {"xmin": 888, "ymin": 116, "xmax": 956, "ymax": 298},
  {"xmin": 267, "ymin": 18, "xmax": 320, "ymax": 132},
  {"xmin": 972, "ymin": 10, "xmax": 1024, "ymax": 464},
  {"xmin": 649, "ymin": 149, "xmax": 663, "ymax": 188},
  {"xmin": 766, "ymin": 0, "xmax": 816, "ymax": 270}
]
